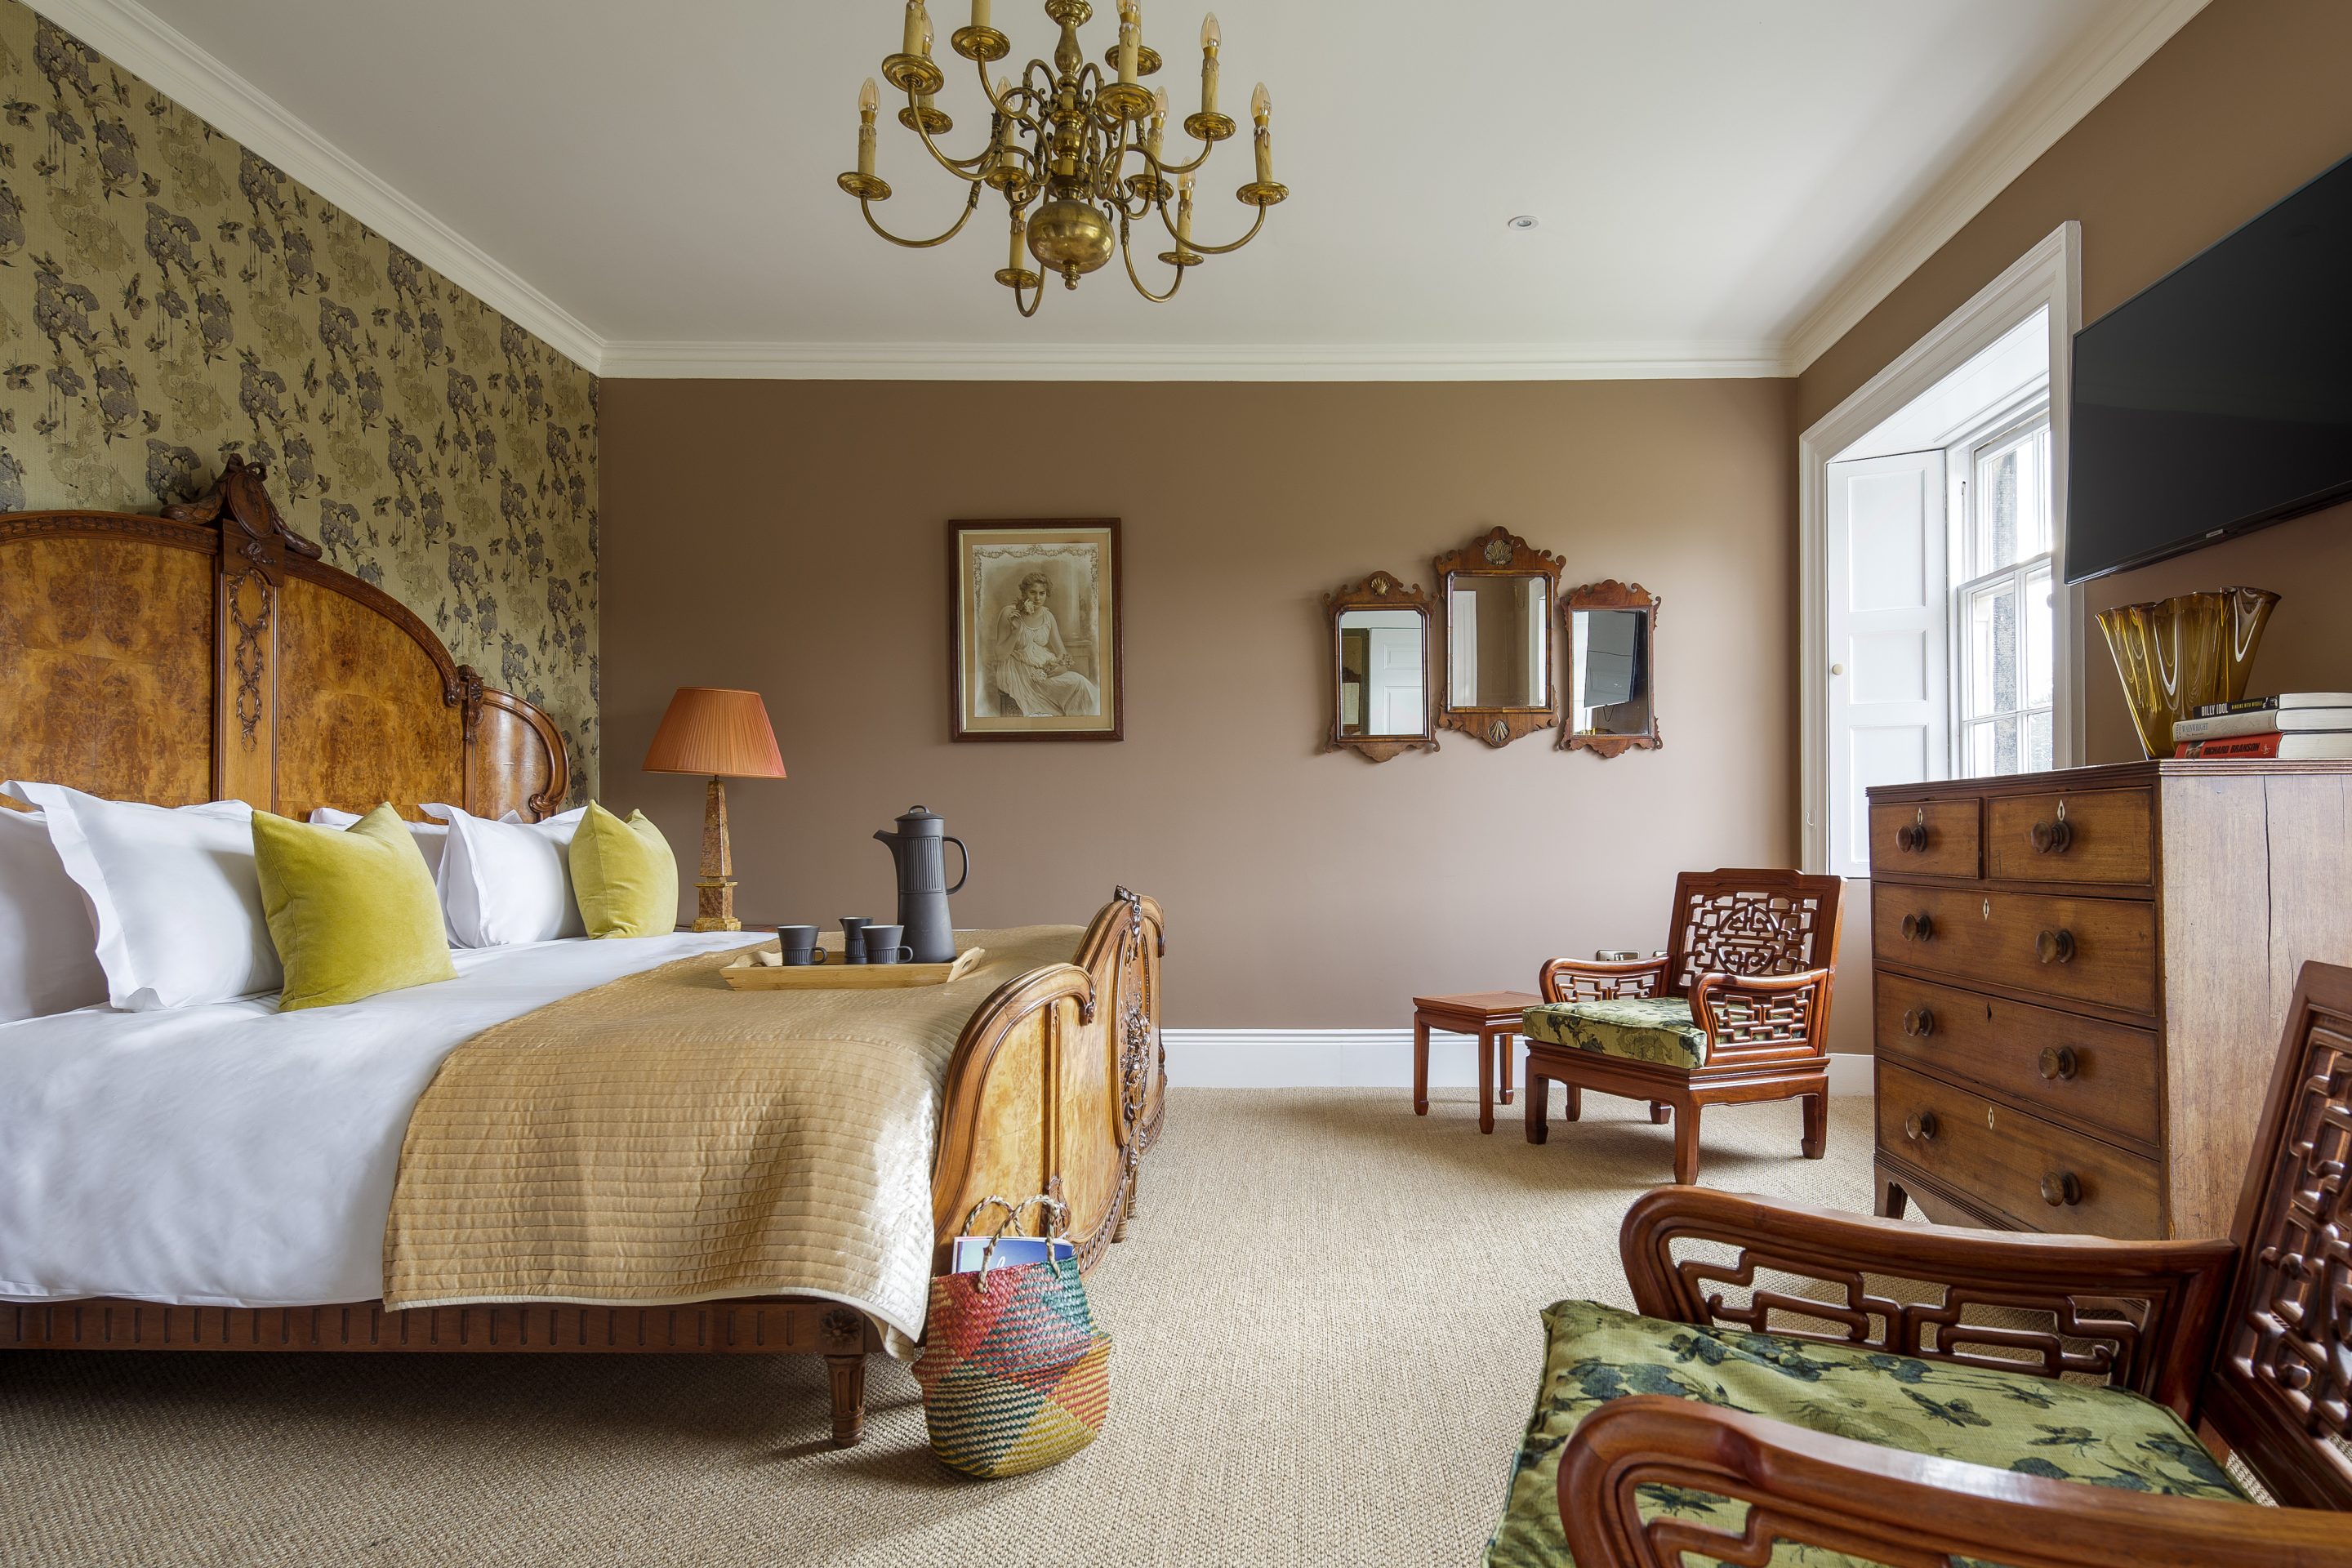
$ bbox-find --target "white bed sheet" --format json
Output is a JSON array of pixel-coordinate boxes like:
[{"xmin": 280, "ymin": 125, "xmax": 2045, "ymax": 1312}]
[{"xmin": 0, "ymin": 932, "xmax": 760, "ymax": 1308}]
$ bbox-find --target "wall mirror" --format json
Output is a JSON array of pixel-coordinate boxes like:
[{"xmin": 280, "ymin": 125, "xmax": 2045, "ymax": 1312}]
[
  {"xmin": 1324, "ymin": 572, "xmax": 1435, "ymax": 762},
  {"xmin": 1559, "ymin": 580, "xmax": 1663, "ymax": 757},
  {"xmin": 1433, "ymin": 526, "xmax": 1563, "ymax": 748}
]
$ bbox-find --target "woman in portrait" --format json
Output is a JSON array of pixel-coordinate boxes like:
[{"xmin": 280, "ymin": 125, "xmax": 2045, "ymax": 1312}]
[{"xmin": 991, "ymin": 571, "xmax": 1099, "ymax": 716}]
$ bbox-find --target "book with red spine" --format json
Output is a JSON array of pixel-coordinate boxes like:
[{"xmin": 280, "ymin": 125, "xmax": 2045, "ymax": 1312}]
[{"xmin": 2175, "ymin": 733, "xmax": 2352, "ymax": 760}]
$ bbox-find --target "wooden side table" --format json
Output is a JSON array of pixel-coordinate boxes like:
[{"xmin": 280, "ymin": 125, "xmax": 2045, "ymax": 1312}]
[{"xmin": 1411, "ymin": 991, "xmax": 1541, "ymax": 1134}]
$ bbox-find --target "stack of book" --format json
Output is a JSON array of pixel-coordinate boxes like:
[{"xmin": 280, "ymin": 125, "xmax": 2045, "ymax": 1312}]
[{"xmin": 2173, "ymin": 693, "xmax": 2352, "ymax": 759}]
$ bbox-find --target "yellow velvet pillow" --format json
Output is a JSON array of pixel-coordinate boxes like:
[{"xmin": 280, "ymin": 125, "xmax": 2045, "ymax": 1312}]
[
  {"xmin": 568, "ymin": 803, "xmax": 679, "ymax": 938},
  {"xmin": 252, "ymin": 804, "xmax": 458, "ymax": 1012}
]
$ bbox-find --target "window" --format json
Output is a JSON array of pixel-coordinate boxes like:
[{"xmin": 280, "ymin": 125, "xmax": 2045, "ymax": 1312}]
[{"xmin": 1953, "ymin": 412, "xmax": 2053, "ymax": 777}]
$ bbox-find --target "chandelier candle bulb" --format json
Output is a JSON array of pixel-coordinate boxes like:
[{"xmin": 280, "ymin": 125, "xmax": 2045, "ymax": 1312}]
[
  {"xmin": 1118, "ymin": 3, "xmax": 1140, "ymax": 85},
  {"xmin": 1200, "ymin": 14, "xmax": 1220, "ymax": 116},
  {"xmin": 858, "ymin": 78, "xmax": 880, "ymax": 177},
  {"xmin": 1251, "ymin": 82, "xmax": 1271, "ymax": 183},
  {"xmin": 1147, "ymin": 88, "xmax": 1168, "ymax": 161}
]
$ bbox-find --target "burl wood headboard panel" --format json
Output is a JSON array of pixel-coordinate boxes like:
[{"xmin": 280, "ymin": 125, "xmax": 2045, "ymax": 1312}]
[{"xmin": 0, "ymin": 455, "xmax": 568, "ymax": 821}]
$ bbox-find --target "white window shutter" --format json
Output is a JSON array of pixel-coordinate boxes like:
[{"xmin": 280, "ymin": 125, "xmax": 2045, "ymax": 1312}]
[{"xmin": 1825, "ymin": 451, "xmax": 1949, "ymax": 882}]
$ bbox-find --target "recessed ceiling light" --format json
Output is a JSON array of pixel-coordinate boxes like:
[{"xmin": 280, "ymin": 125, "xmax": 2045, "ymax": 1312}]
[{"xmin": 1508, "ymin": 215, "xmax": 1539, "ymax": 231}]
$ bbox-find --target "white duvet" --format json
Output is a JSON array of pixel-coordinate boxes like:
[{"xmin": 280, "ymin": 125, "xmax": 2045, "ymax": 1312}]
[{"xmin": 0, "ymin": 932, "xmax": 759, "ymax": 1308}]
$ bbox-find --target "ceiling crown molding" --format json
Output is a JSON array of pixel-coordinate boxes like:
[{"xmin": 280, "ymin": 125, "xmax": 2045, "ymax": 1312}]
[
  {"xmin": 594, "ymin": 340, "xmax": 1788, "ymax": 382},
  {"xmin": 27, "ymin": 0, "xmax": 604, "ymax": 372},
  {"xmin": 1780, "ymin": 0, "xmax": 2209, "ymax": 376},
  {"xmin": 26, "ymin": 0, "xmax": 2207, "ymax": 385}
]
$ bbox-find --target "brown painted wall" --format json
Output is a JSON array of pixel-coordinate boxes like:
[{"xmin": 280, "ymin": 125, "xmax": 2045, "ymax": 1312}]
[
  {"xmin": 1798, "ymin": 0, "xmax": 2352, "ymax": 764},
  {"xmin": 601, "ymin": 379, "xmax": 1796, "ymax": 1027}
]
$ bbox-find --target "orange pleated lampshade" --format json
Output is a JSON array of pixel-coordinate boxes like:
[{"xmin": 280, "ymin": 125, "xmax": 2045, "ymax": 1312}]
[{"xmin": 642, "ymin": 688, "xmax": 787, "ymax": 780}]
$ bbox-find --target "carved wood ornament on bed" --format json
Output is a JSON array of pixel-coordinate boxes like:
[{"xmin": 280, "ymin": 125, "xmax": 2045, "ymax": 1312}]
[{"xmin": 0, "ymin": 457, "xmax": 1169, "ymax": 1447}]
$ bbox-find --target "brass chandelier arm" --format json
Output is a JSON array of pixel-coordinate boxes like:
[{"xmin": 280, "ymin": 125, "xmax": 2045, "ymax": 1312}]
[
  {"xmin": 1012, "ymin": 270, "xmax": 1048, "ymax": 318},
  {"xmin": 900, "ymin": 83, "xmax": 999, "ymax": 180},
  {"xmin": 1152, "ymin": 198, "xmax": 1267, "ymax": 256},
  {"xmin": 859, "ymin": 182, "xmax": 985, "ymax": 249},
  {"xmin": 1116, "ymin": 216, "xmax": 1186, "ymax": 304}
]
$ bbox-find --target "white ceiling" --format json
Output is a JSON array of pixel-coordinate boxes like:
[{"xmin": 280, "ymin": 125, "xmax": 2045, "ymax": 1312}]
[{"xmin": 45, "ymin": 0, "xmax": 2207, "ymax": 377}]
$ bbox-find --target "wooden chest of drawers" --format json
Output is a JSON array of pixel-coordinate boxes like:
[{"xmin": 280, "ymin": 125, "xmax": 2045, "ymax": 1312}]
[{"xmin": 1866, "ymin": 760, "xmax": 2352, "ymax": 1239}]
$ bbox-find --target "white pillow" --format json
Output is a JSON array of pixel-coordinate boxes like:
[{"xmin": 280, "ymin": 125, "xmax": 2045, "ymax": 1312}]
[
  {"xmin": 307, "ymin": 806, "xmax": 455, "ymax": 881},
  {"xmin": 9, "ymin": 782, "xmax": 278, "ymax": 1011},
  {"xmin": 430, "ymin": 804, "xmax": 589, "ymax": 947},
  {"xmin": 0, "ymin": 803, "xmax": 110, "ymax": 1022}
]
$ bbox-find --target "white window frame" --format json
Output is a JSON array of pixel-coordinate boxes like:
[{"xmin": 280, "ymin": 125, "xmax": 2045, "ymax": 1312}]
[
  {"xmin": 1799, "ymin": 223, "xmax": 2084, "ymax": 875},
  {"xmin": 1948, "ymin": 402, "xmax": 2056, "ymax": 777}
]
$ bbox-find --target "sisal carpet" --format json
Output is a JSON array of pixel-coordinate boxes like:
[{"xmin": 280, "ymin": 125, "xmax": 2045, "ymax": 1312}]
[{"xmin": 1, "ymin": 1086, "xmax": 1874, "ymax": 1567}]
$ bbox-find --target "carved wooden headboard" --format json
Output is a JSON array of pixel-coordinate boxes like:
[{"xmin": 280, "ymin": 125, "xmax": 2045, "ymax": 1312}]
[{"xmin": 0, "ymin": 455, "xmax": 568, "ymax": 821}]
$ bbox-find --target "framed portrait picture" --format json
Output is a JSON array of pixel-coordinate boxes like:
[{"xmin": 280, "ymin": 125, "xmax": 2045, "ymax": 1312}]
[{"xmin": 949, "ymin": 519, "xmax": 1123, "ymax": 742}]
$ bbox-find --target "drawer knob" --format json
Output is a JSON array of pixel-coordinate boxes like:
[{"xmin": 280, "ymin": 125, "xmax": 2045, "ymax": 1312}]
[
  {"xmin": 1896, "ymin": 822, "xmax": 1930, "ymax": 853},
  {"xmin": 2035, "ymin": 928, "xmax": 2076, "ymax": 964},
  {"xmin": 2038, "ymin": 1045, "xmax": 2078, "ymax": 1081},
  {"xmin": 1904, "ymin": 1110, "xmax": 1938, "ymax": 1143},
  {"xmin": 2028, "ymin": 818, "xmax": 2074, "ymax": 855},
  {"xmin": 1900, "ymin": 913, "xmax": 1935, "ymax": 942},
  {"xmin": 2040, "ymin": 1169, "xmax": 2082, "ymax": 1207},
  {"xmin": 1901, "ymin": 1007, "xmax": 1936, "ymax": 1039}
]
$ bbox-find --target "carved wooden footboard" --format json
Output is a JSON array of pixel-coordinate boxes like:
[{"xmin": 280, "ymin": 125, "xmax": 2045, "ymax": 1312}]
[
  {"xmin": 933, "ymin": 888, "xmax": 1168, "ymax": 1273},
  {"xmin": 0, "ymin": 460, "xmax": 1168, "ymax": 1449}
]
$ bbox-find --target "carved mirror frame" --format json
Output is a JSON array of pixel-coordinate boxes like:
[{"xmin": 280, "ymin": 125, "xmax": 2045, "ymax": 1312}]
[
  {"xmin": 1324, "ymin": 571, "xmax": 1437, "ymax": 762},
  {"xmin": 1558, "ymin": 579, "xmax": 1663, "ymax": 758},
  {"xmin": 1433, "ymin": 526, "xmax": 1565, "ymax": 749}
]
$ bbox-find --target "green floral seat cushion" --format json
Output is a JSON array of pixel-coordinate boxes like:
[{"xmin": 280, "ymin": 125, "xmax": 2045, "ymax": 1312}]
[
  {"xmin": 1486, "ymin": 1298, "xmax": 2247, "ymax": 1568},
  {"xmin": 1523, "ymin": 998, "xmax": 1708, "ymax": 1069}
]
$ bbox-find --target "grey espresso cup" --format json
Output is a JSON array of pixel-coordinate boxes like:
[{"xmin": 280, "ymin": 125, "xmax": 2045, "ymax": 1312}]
[
  {"xmin": 862, "ymin": 924, "xmax": 913, "ymax": 964},
  {"xmin": 839, "ymin": 917, "xmax": 872, "ymax": 964},
  {"xmin": 777, "ymin": 926, "xmax": 827, "ymax": 966}
]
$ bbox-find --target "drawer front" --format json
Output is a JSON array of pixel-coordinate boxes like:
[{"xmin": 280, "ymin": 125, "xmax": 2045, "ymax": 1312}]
[
  {"xmin": 1986, "ymin": 788, "xmax": 2154, "ymax": 887},
  {"xmin": 1873, "ymin": 973, "xmax": 2160, "ymax": 1147},
  {"xmin": 1869, "ymin": 798, "xmax": 1980, "ymax": 880},
  {"xmin": 1876, "ymin": 1061, "xmax": 2163, "ymax": 1236},
  {"xmin": 1873, "ymin": 884, "xmax": 2156, "ymax": 1013}
]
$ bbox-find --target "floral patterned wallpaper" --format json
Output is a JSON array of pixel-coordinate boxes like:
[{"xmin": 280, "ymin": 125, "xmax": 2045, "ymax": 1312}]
[{"xmin": 0, "ymin": 2, "xmax": 600, "ymax": 794}]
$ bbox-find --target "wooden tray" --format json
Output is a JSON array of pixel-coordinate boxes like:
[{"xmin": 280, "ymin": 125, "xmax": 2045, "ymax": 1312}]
[{"xmin": 719, "ymin": 947, "xmax": 988, "ymax": 991}]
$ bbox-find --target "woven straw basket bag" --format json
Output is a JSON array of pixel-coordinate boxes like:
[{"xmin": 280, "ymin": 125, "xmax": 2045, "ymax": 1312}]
[{"xmin": 911, "ymin": 1196, "xmax": 1113, "ymax": 1479}]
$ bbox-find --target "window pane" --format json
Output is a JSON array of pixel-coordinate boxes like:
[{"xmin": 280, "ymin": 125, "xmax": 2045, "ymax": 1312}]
[
  {"xmin": 1972, "ymin": 421, "xmax": 2050, "ymax": 573},
  {"xmin": 1994, "ymin": 714, "xmax": 2020, "ymax": 776},
  {"xmin": 1965, "ymin": 720, "xmax": 1997, "ymax": 777},
  {"xmin": 2025, "ymin": 709, "xmax": 2053, "ymax": 773},
  {"xmin": 1963, "ymin": 580, "xmax": 2020, "ymax": 720},
  {"xmin": 2025, "ymin": 564, "xmax": 2053, "ymax": 709}
]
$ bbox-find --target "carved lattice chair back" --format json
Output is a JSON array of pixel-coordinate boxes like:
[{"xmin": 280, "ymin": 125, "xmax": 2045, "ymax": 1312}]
[
  {"xmin": 1657, "ymin": 868, "xmax": 1845, "ymax": 1000},
  {"xmin": 2201, "ymin": 960, "xmax": 2352, "ymax": 1511}
]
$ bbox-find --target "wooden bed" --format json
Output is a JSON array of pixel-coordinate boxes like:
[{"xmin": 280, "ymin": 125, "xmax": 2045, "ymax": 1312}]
[{"xmin": 0, "ymin": 457, "xmax": 1168, "ymax": 1446}]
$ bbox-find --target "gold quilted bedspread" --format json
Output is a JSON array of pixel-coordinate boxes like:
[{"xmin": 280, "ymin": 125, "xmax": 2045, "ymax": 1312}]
[{"xmin": 381, "ymin": 925, "xmax": 1084, "ymax": 1345}]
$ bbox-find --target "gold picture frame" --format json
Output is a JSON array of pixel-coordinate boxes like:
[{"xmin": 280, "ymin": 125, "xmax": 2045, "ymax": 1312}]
[{"xmin": 949, "ymin": 519, "xmax": 1124, "ymax": 742}]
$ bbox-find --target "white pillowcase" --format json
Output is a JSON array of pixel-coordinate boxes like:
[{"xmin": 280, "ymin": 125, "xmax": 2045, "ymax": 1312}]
[
  {"xmin": 430, "ymin": 804, "xmax": 589, "ymax": 947},
  {"xmin": 0, "ymin": 803, "xmax": 110, "ymax": 1022},
  {"xmin": 10, "ymin": 782, "xmax": 278, "ymax": 1011},
  {"xmin": 307, "ymin": 806, "xmax": 457, "ymax": 882}
]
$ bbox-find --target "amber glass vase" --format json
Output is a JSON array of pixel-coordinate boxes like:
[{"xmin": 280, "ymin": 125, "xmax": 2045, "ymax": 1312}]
[{"xmin": 2096, "ymin": 587, "xmax": 2280, "ymax": 758}]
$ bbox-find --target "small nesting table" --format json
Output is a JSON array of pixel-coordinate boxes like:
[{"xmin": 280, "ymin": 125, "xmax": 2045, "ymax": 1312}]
[{"xmin": 1411, "ymin": 991, "xmax": 1542, "ymax": 1134}]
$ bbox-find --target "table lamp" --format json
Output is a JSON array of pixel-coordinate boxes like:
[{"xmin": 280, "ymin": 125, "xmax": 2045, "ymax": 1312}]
[{"xmin": 642, "ymin": 687, "xmax": 786, "ymax": 932}]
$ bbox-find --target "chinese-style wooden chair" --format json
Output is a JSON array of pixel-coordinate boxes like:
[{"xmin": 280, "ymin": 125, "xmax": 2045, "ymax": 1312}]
[
  {"xmin": 1548, "ymin": 960, "xmax": 2352, "ymax": 1568},
  {"xmin": 1523, "ymin": 869, "xmax": 1844, "ymax": 1184}
]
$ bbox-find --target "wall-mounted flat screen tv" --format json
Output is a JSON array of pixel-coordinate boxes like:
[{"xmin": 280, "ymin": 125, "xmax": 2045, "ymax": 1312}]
[{"xmin": 2067, "ymin": 153, "xmax": 2352, "ymax": 584}]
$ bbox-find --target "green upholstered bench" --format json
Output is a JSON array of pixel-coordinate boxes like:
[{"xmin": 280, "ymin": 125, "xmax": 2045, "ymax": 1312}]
[
  {"xmin": 1486, "ymin": 1300, "xmax": 2243, "ymax": 1567},
  {"xmin": 1521, "ymin": 997, "xmax": 1709, "ymax": 1070}
]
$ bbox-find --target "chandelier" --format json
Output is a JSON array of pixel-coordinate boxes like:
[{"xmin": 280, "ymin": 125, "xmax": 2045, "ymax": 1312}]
[{"xmin": 838, "ymin": 1, "xmax": 1285, "ymax": 315}]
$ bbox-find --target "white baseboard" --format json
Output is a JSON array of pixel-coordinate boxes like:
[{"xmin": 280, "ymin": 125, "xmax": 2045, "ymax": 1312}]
[{"xmin": 1161, "ymin": 1029, "xmax": 1873, "ymax": 1096}]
